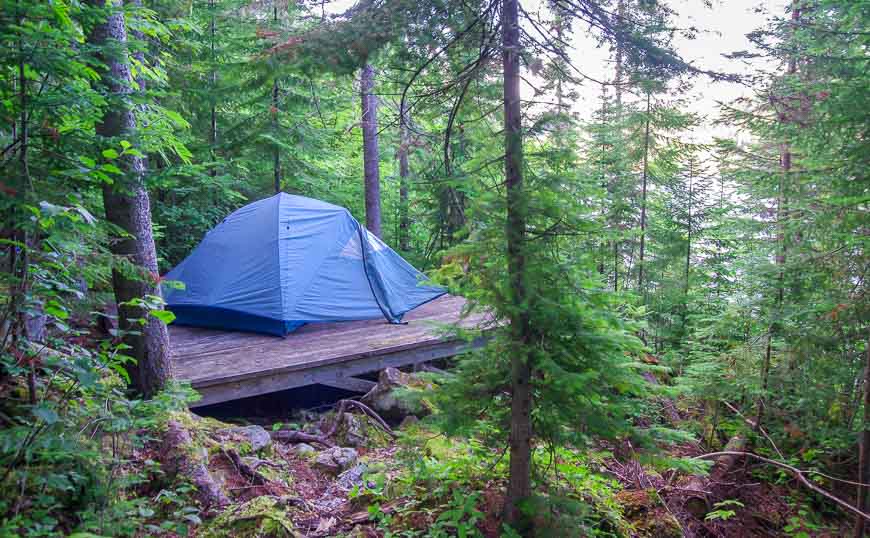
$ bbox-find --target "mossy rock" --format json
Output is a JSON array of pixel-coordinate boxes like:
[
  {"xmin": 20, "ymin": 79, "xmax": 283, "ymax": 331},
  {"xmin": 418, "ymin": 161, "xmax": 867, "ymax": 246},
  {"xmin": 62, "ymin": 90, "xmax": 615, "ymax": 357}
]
[
  {"xmin": 360, "ymin": 368, "xmax": 435, "ymax": 422},
  {"xmin": 166, "ymin": 410, "xmax": 226, "ymax": 433},
  {"xmin": 616, "ymin": 489, "xmax": 681, "ymax": 538},
  {"xmin": 326, "ymin": 412, "xmax": 393, "ymax": 448},
  {"xmin": 203, "ymin": 496, "xmax": 297, "ymax": 538}
]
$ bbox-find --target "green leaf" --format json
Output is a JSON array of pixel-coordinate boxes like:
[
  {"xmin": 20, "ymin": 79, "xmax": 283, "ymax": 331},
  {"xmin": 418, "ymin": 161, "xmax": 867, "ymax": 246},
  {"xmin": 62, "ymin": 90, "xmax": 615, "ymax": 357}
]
[
  {"xmin": 150, "ymin": 310, "xmax": 176, "ymax": 324},
  {"xmin": 101, "ymin": 163, "xmax": 123, "ymax": 175},
  {"xmin": 102, "ymin": 148, "xmax": 119, "ymax": 159},
  {"xmin": 74, "ymin": 205, "xmax": 98, "ymax": 225},
  {"xmin": 45, "ymin": 300, "xmax": 69, "ymax": 320}
]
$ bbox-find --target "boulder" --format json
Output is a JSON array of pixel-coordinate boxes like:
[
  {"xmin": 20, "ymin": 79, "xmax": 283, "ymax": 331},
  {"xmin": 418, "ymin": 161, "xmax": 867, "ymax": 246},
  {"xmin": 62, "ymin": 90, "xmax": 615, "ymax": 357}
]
[
  {"xmin": 323, "ymin": 411, "xmax": 370, "ymax": 447},
  {"xmin": 337, "ymin": 463, "xmax": 368, "ymax": 490},
  {"xmin": 293, "ymin": 443, "xmax": 316, "ymax": 457},
  {"xmin": 361, "ymin": 367, "xmax": 433, "ymax": 422},
  {"xmin": 313, "ymin": 447, "xmax": 358, "ymax": 476},
  {"xmin": 399, "ymin": 415, "xmax": 420, "ymax": 429},
  {"xmin": 223, "ymin": 425, "xmax": 271, "ymax": 452}
]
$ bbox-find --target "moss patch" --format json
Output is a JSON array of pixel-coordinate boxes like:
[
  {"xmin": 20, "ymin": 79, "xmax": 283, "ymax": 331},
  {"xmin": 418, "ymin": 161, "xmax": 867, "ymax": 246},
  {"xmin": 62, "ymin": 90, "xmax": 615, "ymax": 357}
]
[
  {"xmin": 202, "ymin": 496, "xmax": 297, "ymax": 538},
  {"xmin": 616, "ymin": 489, "xmax": 682, "ymax": 538}
]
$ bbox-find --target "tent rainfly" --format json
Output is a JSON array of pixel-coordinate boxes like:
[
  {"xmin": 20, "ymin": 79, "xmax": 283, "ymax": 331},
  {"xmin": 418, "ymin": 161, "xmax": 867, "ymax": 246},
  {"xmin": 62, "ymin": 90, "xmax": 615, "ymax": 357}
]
[{"xmin": 162, "ymin": 193, "xmax": 446, "ymax": 335}]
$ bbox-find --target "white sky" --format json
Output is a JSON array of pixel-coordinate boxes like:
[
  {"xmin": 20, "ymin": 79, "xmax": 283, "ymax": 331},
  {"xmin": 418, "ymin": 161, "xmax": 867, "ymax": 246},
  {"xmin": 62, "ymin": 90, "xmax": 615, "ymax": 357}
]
[{"xmin": 561, "ymin": 0, "xmax": 787, "ymax": 141}]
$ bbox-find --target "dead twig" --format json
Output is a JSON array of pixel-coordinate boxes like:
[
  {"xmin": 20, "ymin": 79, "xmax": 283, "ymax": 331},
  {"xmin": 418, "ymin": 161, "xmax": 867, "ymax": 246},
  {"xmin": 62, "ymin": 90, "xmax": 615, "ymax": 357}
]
[
  {"xmin": 341, "ymin": 399, "xmax": 397, "ymax": 438},
  {"xmin": 324, "ymin": 399, "xmax": 397, "ymax": 440},
  {"xmin": 694, "ymin": 451, "xmax": 870, "ymax": 522}
]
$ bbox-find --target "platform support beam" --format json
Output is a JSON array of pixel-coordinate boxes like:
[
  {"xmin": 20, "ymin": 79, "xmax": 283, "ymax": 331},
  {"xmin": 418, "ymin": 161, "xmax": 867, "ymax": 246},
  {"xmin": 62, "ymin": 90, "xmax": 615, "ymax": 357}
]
[
  {"xmin": 189, "ymin": 336, "xmax": 487, "ymax": 408},
  {"xmin": 318, "ymin": 376, "xmax": 377, "ymax": 393}
]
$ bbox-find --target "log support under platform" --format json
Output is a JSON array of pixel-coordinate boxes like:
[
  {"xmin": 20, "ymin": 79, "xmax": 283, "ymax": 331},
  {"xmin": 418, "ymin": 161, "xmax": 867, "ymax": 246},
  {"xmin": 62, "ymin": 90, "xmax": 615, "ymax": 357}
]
[{"xmin": 319, "ymin": 376, "xmax": 377, "ymax": 393}]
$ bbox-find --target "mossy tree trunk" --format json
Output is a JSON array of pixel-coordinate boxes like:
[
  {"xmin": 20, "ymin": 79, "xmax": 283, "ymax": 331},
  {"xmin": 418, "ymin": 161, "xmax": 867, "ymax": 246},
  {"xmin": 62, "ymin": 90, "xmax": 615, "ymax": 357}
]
[{"xmin": 87, "ymin": 0, "xmax": 171, "ymax": 397}]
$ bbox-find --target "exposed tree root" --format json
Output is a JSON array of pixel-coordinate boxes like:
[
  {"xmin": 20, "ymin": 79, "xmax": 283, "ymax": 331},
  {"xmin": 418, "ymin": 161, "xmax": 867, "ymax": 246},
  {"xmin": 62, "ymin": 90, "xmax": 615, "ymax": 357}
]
[
  {"xmin": 223, "ymin": 447, "xmax": 269, "ymax": 486},
  {"xmin": 161, "ymin": 420, "xmax": 230, "ymax": 511}
]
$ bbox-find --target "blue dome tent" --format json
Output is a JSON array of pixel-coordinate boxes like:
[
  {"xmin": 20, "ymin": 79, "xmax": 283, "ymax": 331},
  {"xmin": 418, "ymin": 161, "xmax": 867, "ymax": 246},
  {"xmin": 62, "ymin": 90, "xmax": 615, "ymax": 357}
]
[{"xmin": 162, "ymin": 193, "xmax": 446, "ymax": 335}]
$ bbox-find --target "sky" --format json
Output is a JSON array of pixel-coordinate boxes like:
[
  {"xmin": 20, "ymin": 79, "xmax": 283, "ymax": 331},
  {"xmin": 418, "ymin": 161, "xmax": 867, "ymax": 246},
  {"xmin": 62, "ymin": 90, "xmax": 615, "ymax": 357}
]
[{"xmin": 561, "ymin": 0, "xmax": 787, "ymax": 141}]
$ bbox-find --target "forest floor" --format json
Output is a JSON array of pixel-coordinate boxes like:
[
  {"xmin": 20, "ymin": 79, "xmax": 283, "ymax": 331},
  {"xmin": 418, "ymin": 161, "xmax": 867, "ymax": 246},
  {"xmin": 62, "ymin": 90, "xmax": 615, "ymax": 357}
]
[{"xmin": 132, "ymin": 393, "xmax": 853, "ymax": 538}]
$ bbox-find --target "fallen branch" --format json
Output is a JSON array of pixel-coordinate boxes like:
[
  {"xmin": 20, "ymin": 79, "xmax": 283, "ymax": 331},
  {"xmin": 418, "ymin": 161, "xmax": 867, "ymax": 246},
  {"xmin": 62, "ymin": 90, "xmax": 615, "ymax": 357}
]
[
  {"xmin": 223, "ymin": 448, "xmax": 269, "ymax": 486},
  {"xmin": 324, "ymin": 399, "xmax": 397, "ymax": 440},
  {"xmin": 721, "ymin": 400, "xmax": 784, "ymax": 459},
  {"xmin": 270, "ymin": 429, "xmax": 335, "ymax": 448},
  {"xmin": 694, "ymin": 451, "xmax": 870, "ymax": 522},
  {"xmin": 342, "ymin": 399, "xmax": 397, "ymax": 438}
]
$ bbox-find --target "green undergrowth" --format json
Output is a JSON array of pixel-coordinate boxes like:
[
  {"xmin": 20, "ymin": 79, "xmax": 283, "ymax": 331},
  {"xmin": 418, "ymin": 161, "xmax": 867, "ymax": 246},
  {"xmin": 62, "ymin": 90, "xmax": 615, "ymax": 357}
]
[
  {"xmin": 0, "ymin": 365, "xmax": 202, "ymax": 537},
  {"xmin": 346, "ymin": 424, "xmax": 636, "ymax": 537}
]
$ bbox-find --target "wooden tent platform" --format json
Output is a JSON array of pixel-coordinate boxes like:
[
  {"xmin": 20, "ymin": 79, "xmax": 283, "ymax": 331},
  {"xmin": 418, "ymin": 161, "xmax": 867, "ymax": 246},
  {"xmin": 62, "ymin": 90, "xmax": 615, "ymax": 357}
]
[{"xmin": 170, "ymin": 295, "xmax": 489, "ymax": 407}]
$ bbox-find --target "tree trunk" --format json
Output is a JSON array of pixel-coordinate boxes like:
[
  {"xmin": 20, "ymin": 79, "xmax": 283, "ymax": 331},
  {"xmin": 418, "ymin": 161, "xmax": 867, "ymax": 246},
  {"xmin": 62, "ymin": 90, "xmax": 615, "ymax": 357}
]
[
  {"xmin": 209, "ymin": 0, "xmax": 217, "ymax": 177},
  {"xmin": 637, "ymin": 92, "xmax": 650, "ymax": 297},
  {"xmin": 360, "ymin": 63, "xmax": 381, "ymax": 237},
  {"xmin": 855, "ymin": 339, "xmax": 870, "ymax": 537},
  {"xmin": 682, "ymin": 157, "xmax": 693, "ymax": 336},
  {"xmin": 502, "ymin": 0, "xmax": 532, "ymax": 526},
  {"xmin": 398, "ymin": 101, "xmax": 410, "ymax": 251},
  {"xmin": 88, "ymin": 0, "xmax": 171, "ymax": 398},
  {"xmin": 685, "ymin": 158, "xmax": 693, "ymax": 298},
  {"xmin": 614, "ymin": 0, "xmax": 625, "ymax": 109},
  {"xmin": 613, "ymin": 241, "xmax": 619, "ymax": 292},
  {"xmin": 757, "ymin": 0, "xmax": 799, "ymax": 432},
  {"xmin": 682, "ymin": 434, "xmax": 748, "ymax": 518},
  {"xmin": 272, "ymin": 2, "xmax": 280, "ymax": 193},
  {"xmin": 272, "ymin": 79, "xmax": 280, "ymax": 193}
]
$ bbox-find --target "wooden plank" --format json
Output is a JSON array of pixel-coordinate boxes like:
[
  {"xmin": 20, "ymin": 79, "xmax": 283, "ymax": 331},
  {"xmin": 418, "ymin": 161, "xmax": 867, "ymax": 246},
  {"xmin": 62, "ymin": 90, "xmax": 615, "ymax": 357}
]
[
  {"xmin": 189, "ymin": 336, "xmax": 487, "ymax": 407},
  {"xmin": 169, "ymin": 295, "xmax": 497, "ymax": 407},
  {"xmin": 171, "ymin": 295, "xmax": 489, "ymax": 386}
]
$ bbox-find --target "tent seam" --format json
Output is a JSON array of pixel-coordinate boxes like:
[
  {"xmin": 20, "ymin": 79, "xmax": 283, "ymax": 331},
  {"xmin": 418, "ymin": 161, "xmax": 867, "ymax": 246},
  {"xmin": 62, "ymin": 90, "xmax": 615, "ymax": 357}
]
[{"xmin": 357, "ymin": 221, "xmax": 398, "ymax": 323}]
